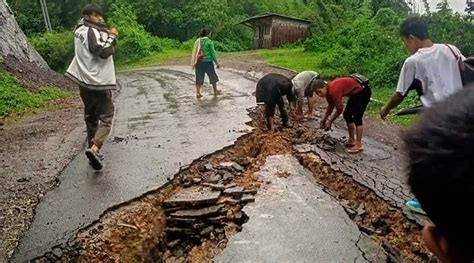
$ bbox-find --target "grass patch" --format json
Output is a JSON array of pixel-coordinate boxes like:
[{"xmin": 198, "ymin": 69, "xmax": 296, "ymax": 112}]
[
  {"xmin": 117, "ymin": 49, "xmax": 189, "ymax": 70},
  {"xmin": 258, "ymin": 48, "xmax": 418, "ymax": 127},
  {"xmin": 0, "ymin": 71, "xmax": 72, "ymax": 118}
]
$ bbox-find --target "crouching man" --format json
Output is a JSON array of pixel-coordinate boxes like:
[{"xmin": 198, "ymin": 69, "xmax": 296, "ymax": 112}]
[
  {"xmin": 65, "ymin": 4, "xmax": 118, "ymax": 170},
  {"xmin": 290, "ymin": 70, "xmax": 323, "ymax": 117},
  {"xmin": 315, "ymin": 74, "xmax": 371, "ymax": 154},
  {"xmin": 256, "ymin": 73, "xmax": 295, "ymax": 131}
]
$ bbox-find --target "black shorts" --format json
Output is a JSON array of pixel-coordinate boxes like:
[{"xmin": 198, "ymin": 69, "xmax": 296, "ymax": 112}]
[
  {"xmin": 343, "ymin": 85, "xmax": 371, "ymax": 126},
  {"xmin": 195, "ymin": 61, "xmax": 219, "ymax": 85}
]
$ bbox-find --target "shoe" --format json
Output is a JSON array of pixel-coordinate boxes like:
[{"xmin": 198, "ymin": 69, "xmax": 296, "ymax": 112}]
[
  {"xmin": 88, "ymin": 151, "xmax": 105, "ymax": 165},
  {"xmin": 85, "ymin": 148, "xmax": 104, "ymax": 170},
  {"xmin": 406, "ymin": 200, "xmax": 426, "ymax": 215}
]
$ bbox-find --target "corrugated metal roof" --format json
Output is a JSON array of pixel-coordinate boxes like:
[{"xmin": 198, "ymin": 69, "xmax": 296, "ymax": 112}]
[{"xmin": 239, "ymin": 13, "xmax": 312, "ymax": 25}]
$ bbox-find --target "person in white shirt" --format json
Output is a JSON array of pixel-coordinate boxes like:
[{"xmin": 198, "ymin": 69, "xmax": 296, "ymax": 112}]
[
  {"xmin": 290, "ymin": 71, "xmax": 324, "ymax": 117},
  {"xmin": 380, "ymin": 16, "xmax": 464, "ymax": 119},
  {"xmin": 380, "ymin": 16, "xmax": 465, "ymax": 215}
]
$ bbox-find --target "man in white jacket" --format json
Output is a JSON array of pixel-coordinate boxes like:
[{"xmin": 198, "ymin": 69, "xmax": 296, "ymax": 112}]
[{"xmin": 65, "ymin": 4, "xmax": 118, "ymax": 170}]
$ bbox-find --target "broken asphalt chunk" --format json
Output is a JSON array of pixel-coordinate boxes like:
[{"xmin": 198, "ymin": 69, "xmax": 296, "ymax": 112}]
[
  {"xmin": 241, "ymin": 194, "xmax": 255, "ymax": 204},
  {"xmin": 220, "ymin": 170, "xmax": 235, "ymax": 182},
  {"xmin": 163, "ymin": 187, "xmax": 221, "ymax": 208},
  {"xmin": 356, "ymin": 203, "xmax": 366, "ymax": 216},
  {"xmin": 223, "ymin": 187, "xmax": 245, "ymax": 198},
  {"xmin": 170, "ymin": 204, "xmax": 224, "ymax": 218},
  {"xmin": 203, "ymin": 172, "xmax": 221, "ymax": 183},
  {"xmin": 202, "ymin": 183, "xmax": 225, "ymax": 191}
]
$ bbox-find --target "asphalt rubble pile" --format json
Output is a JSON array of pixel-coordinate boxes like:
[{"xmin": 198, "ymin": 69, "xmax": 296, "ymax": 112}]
[{"xmin": 154, "ymin": 159, "xmax": 256, "ymax": 262}]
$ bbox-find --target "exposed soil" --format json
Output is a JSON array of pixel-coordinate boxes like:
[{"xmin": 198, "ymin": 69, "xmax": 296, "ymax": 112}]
[
  {"xmin": 31, "ymin": 107, "xmax": 435, "ymax": 262},
  {"xmin": 2, "ymin": 55, "xmax": 74, "ymax": 90},
  {"xmin": 2, "ymin": 52, "xmax": 417, "ymax": 262},
  {"xmin": 0, "ymin": 96, "xmax": 84, "ymax": 259}
]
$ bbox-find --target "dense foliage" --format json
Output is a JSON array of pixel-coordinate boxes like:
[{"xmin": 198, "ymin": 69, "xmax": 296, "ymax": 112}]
[
  {"xmin": 0, "ymin": 71, "xmax": 71, "ymax": 117},
  {"xmin": 29, "ymin": 31, "xmax": 74, "ymax": 72},
  {"xmin": 9, "ymin": 0, "xmax": 474, "ymax": 78}
]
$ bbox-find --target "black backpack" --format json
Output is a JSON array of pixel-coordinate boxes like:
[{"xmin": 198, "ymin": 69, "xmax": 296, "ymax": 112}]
[
  {"xmin": 446, "ymin": 45, "xmax": 474, "ymax": 87},
  {"xmin": 349, "ymin": 73, "xmax": 369, "ymax": 87}
]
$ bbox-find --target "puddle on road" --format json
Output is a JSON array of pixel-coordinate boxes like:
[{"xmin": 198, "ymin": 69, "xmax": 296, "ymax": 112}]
[{"xmin": 30, "ymin": 109, "xmax": 436, "ymax": 262}]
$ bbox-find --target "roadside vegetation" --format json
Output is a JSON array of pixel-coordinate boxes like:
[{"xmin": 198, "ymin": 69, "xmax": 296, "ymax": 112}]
[
  {"xmin": 5, "ymin": 0, "xmax": 474, "ymax": 124},
  {"xmin": 0, "ymin": 71, "xmax": 72, "ymax": 119}
]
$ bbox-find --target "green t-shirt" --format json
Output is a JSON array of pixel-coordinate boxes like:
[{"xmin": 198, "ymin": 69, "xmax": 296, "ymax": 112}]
[{"xmin": 200, "ymin": 38, "xmax": 218, "ymax": 63}]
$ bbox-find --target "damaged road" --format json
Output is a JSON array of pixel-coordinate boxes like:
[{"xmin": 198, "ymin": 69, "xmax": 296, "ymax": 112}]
[
  {"xmin": 10, "ymin": 63, "xmax": 434, "ymax": 262},
  {"xmin": 217, "ymin": 155, "xmax": 386, "ymax": 263},
  {"xmin": 12, "ymin": 66, "xmax": 256, "ymax": 262}
]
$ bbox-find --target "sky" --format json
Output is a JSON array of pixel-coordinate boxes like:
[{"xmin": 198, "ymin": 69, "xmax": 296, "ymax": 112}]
[{"xmin": 411, "ymin": 0, "xmax": 467, "ymax": 14}]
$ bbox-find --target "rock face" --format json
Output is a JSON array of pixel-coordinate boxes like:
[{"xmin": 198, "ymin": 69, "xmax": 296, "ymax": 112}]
[
  {"xmin": 0, "ymin": 0, "xmax": 72, "ymax": 89},
  {"xmin": 0, "ymin": 0, "xmax": 48, "ymax": 68}
]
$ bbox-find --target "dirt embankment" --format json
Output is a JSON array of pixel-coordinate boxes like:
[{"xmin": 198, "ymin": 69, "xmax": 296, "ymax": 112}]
[{"xmin": 2, "ymin": 55, "xmax": 74, "ymax": 90}]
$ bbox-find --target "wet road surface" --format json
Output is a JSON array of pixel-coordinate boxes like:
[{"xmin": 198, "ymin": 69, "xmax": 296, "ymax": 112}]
[
  {"xmin": 12, "ymin": 66, "xmax": 256, "ymax": 261},
  {"xmin": 216, "ymin": 155, "xmax": 386, "ymax": 263}
]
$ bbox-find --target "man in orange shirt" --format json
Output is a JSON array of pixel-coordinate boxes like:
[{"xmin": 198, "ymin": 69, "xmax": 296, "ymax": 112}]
[{"xmin": 316, "ymin": 75, "xmax": 371, "ymax": 153}]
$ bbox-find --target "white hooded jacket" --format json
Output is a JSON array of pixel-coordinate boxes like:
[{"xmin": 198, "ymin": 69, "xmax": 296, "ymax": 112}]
[{"xmin": 66, "ymin": 19, "xmax": 117, "ymax": 90}]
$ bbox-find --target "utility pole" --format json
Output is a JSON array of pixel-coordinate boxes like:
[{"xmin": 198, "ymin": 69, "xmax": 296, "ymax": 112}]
[{"xmin": 39, "ymin": 0, "xmax": 52, "ymax": 32}]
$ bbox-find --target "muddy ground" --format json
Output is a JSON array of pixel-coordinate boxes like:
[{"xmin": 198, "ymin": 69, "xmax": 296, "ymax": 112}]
[
  {"xmin": 1, "ymin": 52, "xmax": 414, "ymax": 261},
  {"xmin": 0, "ymin": 97, "xmax": 83, "ymax": 260}
]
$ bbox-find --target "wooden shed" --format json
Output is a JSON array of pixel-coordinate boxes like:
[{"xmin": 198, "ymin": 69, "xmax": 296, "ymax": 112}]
[{"xmin": 240, "ymin": 13, "xmax": 311, "ymax": 49}]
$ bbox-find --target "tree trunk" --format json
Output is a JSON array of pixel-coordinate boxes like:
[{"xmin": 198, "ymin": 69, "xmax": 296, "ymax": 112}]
[{"xmin": 0, "ymin": 0, "xmax": 71, "ymax": 89}]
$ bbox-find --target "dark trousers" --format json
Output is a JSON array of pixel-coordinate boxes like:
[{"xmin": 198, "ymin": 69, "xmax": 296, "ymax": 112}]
[
  {"xmin": 79, "ymin": 86, "xmax": 115, "ymax": 149},
  {"xmin": 265, "ymin": 98, "xmax": 289, "ymax": 126},
  {"xmin": 343, "ymin": 86, "xmax": 371, "ymax": 126},
  {"xmin": 195, "ymin": 61, "xmax": 219, "ymax": 85}
]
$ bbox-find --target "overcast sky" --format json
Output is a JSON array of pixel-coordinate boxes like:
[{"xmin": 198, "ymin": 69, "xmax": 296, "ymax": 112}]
[{"xmin": 411, "ymin": 0, "xmax": 467, "ymax": 14}]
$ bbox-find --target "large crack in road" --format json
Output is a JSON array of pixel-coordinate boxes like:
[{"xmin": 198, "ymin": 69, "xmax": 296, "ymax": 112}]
[{"xmin": 12, "ymin": 66, "xmax": 436, "ymax": 262}]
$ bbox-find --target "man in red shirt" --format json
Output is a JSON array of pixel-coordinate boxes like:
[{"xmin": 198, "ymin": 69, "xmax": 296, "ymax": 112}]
[{"xmin": 316, "ymin": 76, "xmax": 372, "ymax": 153}]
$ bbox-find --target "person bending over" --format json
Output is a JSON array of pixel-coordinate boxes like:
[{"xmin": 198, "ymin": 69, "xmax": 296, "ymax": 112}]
[
  {"xmin": 316, "ymin": 75, "xmax": 371, "ymax": 154},
  {"xmin": 290, "ymin": 71, "xmax": 324, "ymax": 117},
  {"xmin": 256, "ymin": 73, "xmax": 295, "ymax": 131}
]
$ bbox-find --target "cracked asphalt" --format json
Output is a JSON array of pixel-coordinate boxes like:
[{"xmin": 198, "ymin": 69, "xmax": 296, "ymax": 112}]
[
  {"xmin": 294, "ymin": 121, "xmax": 427, "ymax": 224},
  {"xmin": 10, "ymin": 65, "xmax": 418, "ymax": 262},
  {"xmin": 12, "ymin": 66, "xmax": 256, "ymax": 262}
]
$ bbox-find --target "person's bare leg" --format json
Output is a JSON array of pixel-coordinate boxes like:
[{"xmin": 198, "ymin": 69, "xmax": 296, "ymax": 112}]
[
  {"xmin": 355, "ymin": 125, "xmax": 363, "ymax": 148},
  {"xmin": 196, "ymin": 85, "xmax": 203, "ymax": 98},
  {"xmin": 213, "ymin": 83, "xmax": 222, "ymax": 96},
  {"xmin": 267, "ymin": 117, "xmax": 274, "ymax": 132},
  {"xmin": 346, "ymin": 122, "xmax": 356, "ymax": 146},
  {"xmin": 349, "ymin": 125, "xmax": 364, "ymax": 153}
]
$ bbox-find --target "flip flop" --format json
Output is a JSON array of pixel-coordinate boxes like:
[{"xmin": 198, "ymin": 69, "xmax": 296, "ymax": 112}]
[
  {"xmin": 214, "ymin": 90, "xmax": 222, "ymax": 96},
  {"xmin": 348, "ymin": 147, "xmax": 364, "ymax": 154},
  {"xmin": 342, "ymin": 140, "xmax": 355, "ymax": 148},
  {"xmin": 344, "ymin": 142, "xmax": 356, "ymax": 148},
  {"xmin": 196, "ymin": 93, "xmax": 203, "ymax": 98}
]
